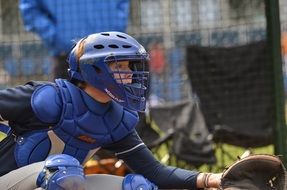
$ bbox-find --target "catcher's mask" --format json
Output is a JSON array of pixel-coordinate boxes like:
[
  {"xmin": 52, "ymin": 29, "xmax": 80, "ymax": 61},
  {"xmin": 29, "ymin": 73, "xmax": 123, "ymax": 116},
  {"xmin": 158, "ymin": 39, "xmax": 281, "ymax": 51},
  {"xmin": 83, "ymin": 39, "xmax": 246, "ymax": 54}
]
[{"xmin": 68, "ymin": 32, "xmax": 150, "ymax": 111}]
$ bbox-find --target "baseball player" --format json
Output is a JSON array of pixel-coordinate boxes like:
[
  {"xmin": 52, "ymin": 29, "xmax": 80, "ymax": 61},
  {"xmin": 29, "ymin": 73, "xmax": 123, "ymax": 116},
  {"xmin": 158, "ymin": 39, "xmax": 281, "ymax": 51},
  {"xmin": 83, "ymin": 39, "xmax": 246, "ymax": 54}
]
[{"xmin": 0, "ymin": 31, "xmax": 221, "ymax": 190}]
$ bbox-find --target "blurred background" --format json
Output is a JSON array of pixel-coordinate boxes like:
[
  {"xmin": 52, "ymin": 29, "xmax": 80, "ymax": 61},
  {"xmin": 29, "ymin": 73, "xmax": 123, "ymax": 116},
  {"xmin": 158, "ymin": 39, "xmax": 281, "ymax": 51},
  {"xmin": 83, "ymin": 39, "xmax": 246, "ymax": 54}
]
[{"xmin": 0, "ymin": 0, "xmax": 287, "ymax": 173}]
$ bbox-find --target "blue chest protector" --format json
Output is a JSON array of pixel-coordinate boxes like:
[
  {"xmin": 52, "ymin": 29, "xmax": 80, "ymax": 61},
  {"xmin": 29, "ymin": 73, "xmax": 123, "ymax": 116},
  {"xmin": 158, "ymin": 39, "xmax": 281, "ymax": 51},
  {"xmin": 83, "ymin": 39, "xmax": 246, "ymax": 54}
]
[{"xmin": 14, "ymin": 79, "xmax": 138, "ymax": 167}]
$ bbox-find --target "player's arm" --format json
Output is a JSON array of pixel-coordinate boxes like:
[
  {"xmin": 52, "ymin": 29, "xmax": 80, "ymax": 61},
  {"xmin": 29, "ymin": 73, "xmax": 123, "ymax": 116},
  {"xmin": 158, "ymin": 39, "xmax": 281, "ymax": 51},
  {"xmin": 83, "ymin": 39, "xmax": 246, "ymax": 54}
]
[
  {"xmin": 0, "ymin": 83, "xmax": 36, "ymax": 122},
  {"xmin": 19, "ymin": 0, "xmax": 56, "ymax": 48},
  {"xmin": 104, "ymin": 130, "xmax": 214, "ymax": 189},
  {"xmin": 0, "ymin": 81, "xmax": 59, "ymax": 132}
]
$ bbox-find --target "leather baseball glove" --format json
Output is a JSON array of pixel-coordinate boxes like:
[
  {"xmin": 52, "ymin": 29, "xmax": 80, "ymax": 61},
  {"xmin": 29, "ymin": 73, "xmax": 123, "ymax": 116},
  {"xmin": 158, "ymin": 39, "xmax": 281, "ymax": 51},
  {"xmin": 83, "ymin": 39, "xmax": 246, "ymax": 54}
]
[{"xmin": 220, "ymin": 154, "xmax": 286, "ymax": 190}]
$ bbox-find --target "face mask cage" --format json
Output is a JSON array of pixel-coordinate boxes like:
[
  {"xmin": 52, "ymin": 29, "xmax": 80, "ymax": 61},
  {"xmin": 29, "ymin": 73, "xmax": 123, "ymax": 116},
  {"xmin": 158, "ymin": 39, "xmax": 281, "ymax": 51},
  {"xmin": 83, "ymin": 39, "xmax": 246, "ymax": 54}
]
[{"xmin": 105, "ymin": 54, "xmax": 150, "ymax": 111}]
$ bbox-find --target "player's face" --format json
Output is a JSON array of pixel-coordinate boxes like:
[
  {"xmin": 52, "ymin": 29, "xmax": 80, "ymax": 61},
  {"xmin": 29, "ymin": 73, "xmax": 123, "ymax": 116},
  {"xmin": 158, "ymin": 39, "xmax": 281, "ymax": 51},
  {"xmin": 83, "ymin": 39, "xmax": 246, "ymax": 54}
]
[{"xmin": 109, "ymin": 61, "xmax": 132, "ymax": 84}]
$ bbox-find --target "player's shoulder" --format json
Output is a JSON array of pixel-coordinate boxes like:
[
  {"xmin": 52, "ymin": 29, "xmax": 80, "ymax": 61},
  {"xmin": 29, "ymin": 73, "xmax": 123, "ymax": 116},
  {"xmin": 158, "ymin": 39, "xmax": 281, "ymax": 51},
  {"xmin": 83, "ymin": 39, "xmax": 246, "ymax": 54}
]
[{"xmin": 31, "ymin": 81, "xmax": 62, "ymax": 124}]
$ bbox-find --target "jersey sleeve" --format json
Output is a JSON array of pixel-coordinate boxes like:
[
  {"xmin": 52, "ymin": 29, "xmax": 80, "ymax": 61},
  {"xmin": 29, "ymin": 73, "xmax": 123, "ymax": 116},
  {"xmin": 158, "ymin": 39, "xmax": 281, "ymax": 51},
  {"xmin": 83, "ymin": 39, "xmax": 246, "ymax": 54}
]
[
  {"xmin": 0, "ymin": 82, "xmax": 35, "ymax": 122},
  {"xmin": 103, "ymin": 130, "xmax": 200, "ymax": 189},
  {"xmin": 0, "ymin": 81, "xmax": 56, "ymax": 133}
]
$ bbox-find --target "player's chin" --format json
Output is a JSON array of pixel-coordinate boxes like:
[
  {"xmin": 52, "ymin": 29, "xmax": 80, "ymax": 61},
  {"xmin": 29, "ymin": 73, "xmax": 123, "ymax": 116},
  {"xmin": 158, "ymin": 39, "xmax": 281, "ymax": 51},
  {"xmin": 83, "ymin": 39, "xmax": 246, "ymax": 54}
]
[{"xmin": 122, "ymin": 79, "xmax": 132, "ymax": 84}]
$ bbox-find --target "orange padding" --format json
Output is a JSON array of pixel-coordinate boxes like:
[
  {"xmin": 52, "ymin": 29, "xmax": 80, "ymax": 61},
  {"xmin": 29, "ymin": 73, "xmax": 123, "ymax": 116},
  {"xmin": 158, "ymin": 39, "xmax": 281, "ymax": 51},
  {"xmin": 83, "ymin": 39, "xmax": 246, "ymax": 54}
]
[{"xmin": 84, "ymin": 158, "xmax": 129, "ymax": 176}]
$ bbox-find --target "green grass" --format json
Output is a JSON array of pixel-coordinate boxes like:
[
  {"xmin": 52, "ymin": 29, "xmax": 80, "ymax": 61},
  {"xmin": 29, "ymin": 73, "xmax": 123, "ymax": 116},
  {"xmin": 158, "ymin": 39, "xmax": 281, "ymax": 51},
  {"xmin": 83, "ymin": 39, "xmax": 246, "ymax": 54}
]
[
  {"xmin": 150, "ymin": 141, "xmax": 274, "ymax": 173},
  {"xmin": 149, "ymin": 118, "xmax": 275, "ymax": 172},
  {"xmin": 148, "ymin": 118, "xmax": 275, "ymax": 173},
  {"xmin": 199, "ymin": 144, "xmax": 274, "ymax": 172}
]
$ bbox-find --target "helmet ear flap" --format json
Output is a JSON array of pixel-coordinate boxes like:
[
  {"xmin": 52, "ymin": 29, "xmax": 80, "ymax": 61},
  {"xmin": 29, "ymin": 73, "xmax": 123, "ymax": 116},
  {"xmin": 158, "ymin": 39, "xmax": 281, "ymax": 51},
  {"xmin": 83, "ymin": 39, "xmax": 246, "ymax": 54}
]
[
  {"xmin": 68, "ymin": 37, "xmax": 88, "ymax": 81},
  {"xmin": 68, "ymin": 48, "xmax": 78, "ymax": 71},
  {"xmin": 68, "ymin": 46, "xmax": 84, "ymax": 81}
]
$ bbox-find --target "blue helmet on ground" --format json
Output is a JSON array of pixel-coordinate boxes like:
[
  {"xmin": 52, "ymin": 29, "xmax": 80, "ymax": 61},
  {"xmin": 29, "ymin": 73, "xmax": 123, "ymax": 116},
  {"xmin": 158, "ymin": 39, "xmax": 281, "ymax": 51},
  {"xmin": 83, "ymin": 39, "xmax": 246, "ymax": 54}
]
[{"xmin": 68, "ymin": 31, "xmax": 150, "ymax": 111}]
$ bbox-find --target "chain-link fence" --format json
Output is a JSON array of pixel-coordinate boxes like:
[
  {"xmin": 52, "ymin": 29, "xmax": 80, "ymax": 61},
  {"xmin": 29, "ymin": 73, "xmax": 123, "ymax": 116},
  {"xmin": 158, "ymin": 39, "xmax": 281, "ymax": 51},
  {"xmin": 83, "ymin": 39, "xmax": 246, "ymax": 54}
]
[{"xmin": 0, "ymin": 0, "xmax": 286, "ymax": 100}]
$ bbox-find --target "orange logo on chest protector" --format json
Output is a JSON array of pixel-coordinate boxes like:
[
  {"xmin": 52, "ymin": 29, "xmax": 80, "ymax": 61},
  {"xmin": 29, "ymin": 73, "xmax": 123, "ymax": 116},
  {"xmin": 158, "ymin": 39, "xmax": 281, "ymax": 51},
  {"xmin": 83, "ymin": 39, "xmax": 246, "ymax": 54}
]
[{"xmin": 77, "ymin": 135, "xmax": 96, "ymax": 144}]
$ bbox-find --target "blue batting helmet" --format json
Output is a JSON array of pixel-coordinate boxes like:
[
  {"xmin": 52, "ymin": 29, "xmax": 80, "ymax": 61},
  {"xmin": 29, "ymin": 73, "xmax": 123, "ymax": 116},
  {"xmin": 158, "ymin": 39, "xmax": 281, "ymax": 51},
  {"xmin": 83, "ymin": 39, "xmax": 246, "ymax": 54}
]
[{"xmin": 68, "ymin": 31, "xmax": 149, "ymax": 111}]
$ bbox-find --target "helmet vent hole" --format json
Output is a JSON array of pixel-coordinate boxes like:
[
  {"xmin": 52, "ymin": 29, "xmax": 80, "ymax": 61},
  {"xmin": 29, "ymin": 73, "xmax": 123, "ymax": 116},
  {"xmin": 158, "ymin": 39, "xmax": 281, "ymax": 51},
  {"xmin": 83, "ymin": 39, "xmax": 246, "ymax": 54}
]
[
  {"xmin": 117, "ymin": 34, "xmax": 127, "ymax": 39},
  {"xmin": 94, "ymin": 45, "xmax": 104, "ymax": 49},
  {"xmin": 108, "ymin": 44, "xmax": 119, "ymax": 48},
  {"xmin": 122, "ymin": 45, "xmax": 132, "ymax": 48},
  {"xmin": 101, "ymin": 33, "xmax": 110, "ymax": 36}
]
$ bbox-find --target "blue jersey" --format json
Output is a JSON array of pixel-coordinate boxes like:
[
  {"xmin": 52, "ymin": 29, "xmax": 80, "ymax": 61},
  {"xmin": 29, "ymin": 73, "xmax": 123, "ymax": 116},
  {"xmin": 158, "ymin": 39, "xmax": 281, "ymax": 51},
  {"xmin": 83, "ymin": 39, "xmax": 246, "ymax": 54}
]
[{"xmin": 0, "ymin": 80, "xmax": 200, "ymax": 189}]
